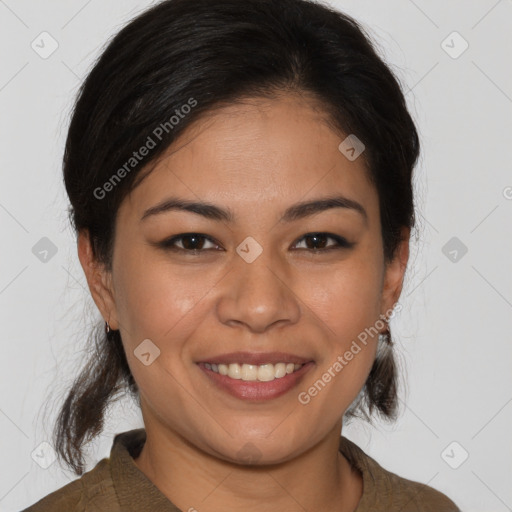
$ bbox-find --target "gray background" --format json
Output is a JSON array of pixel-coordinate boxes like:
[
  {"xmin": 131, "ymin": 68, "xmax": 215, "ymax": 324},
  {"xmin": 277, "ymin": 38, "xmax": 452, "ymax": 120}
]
[{"xmin": 1, "ymin": 0, "xmax": 511, "ymax": 510}]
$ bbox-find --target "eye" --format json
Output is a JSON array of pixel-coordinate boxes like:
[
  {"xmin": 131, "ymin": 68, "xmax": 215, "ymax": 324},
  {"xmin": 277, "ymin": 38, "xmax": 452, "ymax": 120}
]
[
  {"xmin": 292, "ymin": 232, "xmax": 354, "ymax": 252},
  {"xmin": 156, "ymin": 232, "xmax": 354, "ymax": 254},
  {"xmin": 157, "ymin": 233, "xmax": 222, "ymax": 252}
]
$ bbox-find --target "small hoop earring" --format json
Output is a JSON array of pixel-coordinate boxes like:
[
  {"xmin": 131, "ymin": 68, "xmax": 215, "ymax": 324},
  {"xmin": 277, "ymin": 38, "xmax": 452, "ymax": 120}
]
[
  {"xmin": 380, "ymin": 329, "xmax": 393, "ymax": 346},
  {"xmin": 105, "ymin": 321, "xmax": 116, "ymax": 340},
  {"xmin": 379, "ymin": 318, "xmax": 393, "ymax": 346}
]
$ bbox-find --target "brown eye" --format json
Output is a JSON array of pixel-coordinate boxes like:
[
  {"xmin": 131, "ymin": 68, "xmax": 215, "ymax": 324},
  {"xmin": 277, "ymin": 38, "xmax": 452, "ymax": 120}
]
[
  {"xmin": 159, "ymin": 233, "xmax": 221, "ymax": 252},
  {"xmin": 293, "ymin": 232, "xmax": 354, "ymax": 251}
]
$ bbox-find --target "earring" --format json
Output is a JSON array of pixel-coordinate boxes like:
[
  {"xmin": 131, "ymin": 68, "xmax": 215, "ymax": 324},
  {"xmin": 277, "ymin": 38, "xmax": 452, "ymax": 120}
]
[
  {"xmin": 379, "ymin": 317, "xmax": 393, "ymax": 346},
  {"xmin": 380, "ymin": 329, "xmax": 392, "ymax": 345},
  {"xmin": 105, "ymin": 321, "xmax": 115, "ymax": 340}
]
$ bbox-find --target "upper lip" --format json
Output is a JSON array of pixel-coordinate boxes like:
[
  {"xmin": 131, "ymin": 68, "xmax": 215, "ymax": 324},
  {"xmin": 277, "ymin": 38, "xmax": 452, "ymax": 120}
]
[{"xmin": 196, "ymin": 351, "xmax": 313, "ymax": 366}]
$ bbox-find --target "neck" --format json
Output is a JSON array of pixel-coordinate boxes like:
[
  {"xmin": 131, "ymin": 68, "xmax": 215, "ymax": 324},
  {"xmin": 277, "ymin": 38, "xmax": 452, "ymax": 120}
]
[{"xmin": 133, "ymin": 419, "xmax": 362, "ymax": 512}]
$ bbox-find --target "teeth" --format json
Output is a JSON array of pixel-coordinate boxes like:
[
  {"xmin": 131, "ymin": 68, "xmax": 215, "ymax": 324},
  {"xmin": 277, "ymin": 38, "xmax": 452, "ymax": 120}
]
[
  {"xmin": 241, "ymin": 364, "xmax": 258, "ymax": 381},
  {"xmin": 257, "ymin": 364, "xmax": 275, "ymax": 382},
  {"xmin": 228, "ymin": 363, "xmax": 242, "ymax": 379},
  {"xmin": 274, "ymin": 362, "xmax": 286, "ymax": 378},
  {"xmin": 205, "ymin": 362, "xmax": 304, "ymax": 381}
]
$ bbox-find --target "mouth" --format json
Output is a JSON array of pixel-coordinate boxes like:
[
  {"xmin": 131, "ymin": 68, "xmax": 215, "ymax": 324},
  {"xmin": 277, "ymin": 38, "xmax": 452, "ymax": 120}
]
[
  {"xmin": 201, "ymin": 361, "xmax": 304, "ymax": 381},
  {"xmin": 196, "ymin": 352, "xmax": 314, "ymax": 401}
]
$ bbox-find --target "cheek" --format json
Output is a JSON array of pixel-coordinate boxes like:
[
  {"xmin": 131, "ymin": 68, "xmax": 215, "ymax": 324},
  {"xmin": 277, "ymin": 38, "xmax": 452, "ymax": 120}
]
[
  {"xmin": 112, "ymin": 242, "xmax": 209, "ymax": 342},
  {"xmin": 111, "ymin": 253, "xmax": 208, "ymax": 414},
  {"xmin": 301, "ymin": 254, "xmax": 383, "ymax": 337},
  {"xmin": 293, "ymin": 254, "xmax": 382, "ymax": 412}
]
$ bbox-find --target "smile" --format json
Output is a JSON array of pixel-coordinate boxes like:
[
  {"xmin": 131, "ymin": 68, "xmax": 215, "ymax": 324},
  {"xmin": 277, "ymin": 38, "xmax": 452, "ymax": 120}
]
[
  {"xmin": 204, "ymin": 362, "xmax": 303, "ymax": 382},
  {"xmin": 195, "ymin": 351, "xmax": 314, "ymax": 401}
]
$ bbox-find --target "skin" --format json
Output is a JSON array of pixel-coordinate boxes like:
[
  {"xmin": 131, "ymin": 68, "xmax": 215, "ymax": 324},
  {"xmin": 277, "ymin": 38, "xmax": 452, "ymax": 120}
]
[{"xmin": 78, "ymin": 92, "xmax": 409, "ymax": 512}]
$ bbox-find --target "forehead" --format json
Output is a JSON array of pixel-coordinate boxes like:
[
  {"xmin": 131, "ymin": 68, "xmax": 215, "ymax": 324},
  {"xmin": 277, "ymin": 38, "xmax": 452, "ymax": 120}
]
[{"xmin": 120, "ymin": 93, "xmax": 378, "ymax": 222}]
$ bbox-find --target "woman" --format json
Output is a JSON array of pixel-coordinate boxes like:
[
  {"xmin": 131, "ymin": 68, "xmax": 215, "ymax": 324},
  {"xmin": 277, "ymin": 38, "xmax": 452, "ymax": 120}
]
[{"xmin": 24, "ymin": 0, "xmax": 460, "ymax": 510}]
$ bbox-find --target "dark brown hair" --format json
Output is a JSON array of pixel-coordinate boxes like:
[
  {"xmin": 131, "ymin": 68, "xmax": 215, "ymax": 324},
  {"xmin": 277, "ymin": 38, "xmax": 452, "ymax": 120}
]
[{"xmin": 55, "ymin": 0, "xmax": 419, "ymax": 475}]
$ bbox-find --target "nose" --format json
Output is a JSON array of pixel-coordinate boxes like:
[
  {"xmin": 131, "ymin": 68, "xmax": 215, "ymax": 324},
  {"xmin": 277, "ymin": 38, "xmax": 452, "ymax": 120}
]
[{"xmin": 216, "ymin": 248, "xmax": 301, "ymax": 334}]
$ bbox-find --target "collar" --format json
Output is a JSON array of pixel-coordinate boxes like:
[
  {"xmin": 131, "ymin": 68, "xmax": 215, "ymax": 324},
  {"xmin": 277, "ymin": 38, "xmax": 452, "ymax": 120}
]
[
  {"xmin": 109, "ymin": 428, "xmax": 375, "ymax": 511},
  {"xmin": 110, "ymin": 429, "xmax": 181, "ymax": 511}
]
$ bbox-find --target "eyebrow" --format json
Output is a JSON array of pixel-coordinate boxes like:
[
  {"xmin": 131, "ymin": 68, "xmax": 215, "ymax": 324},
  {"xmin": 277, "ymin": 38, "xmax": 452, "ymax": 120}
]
[{"xmin": 140, "ymin": 195, "xmax": 367, "ymax": 224}]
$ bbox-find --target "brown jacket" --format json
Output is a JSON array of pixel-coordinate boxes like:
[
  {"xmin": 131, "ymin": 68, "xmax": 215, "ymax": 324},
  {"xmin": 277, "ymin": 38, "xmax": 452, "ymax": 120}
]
[{"xmin": 23, "ymin": 429, "xmax": 460, "ymax": 511}]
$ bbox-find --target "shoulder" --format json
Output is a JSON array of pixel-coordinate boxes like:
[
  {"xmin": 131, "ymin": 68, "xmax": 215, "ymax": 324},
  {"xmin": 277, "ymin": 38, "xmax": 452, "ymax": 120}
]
[
  {"xmin": 339, "ymin": 436, "xmax": 461, "ymax": 512},
  {"xmin": 366, "ymin": 467, "xmax": 460, "ymax": 512},
  {"xmin": 22, "ymin": 458, "xmax": 118, "ymax": 512}
]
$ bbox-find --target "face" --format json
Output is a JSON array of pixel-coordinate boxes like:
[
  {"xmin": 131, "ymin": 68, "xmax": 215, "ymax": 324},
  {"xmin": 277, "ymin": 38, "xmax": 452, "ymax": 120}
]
[{"xmin": 80, "ymin": 92, "xmax": 408, "ymax": 464}]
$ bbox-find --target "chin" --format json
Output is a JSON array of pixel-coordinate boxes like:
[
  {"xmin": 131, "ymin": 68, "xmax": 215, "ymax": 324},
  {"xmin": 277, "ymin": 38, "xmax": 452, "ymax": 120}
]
[{"xmin": 205, "ymin": 430, "xmax": 307, "ymax": 467}]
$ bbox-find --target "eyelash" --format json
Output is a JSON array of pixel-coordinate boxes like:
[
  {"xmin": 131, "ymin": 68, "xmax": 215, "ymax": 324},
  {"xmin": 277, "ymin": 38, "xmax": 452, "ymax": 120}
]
[{"xmin": 157, "ymin": 232, "xmax": 354, "ymax": 254}]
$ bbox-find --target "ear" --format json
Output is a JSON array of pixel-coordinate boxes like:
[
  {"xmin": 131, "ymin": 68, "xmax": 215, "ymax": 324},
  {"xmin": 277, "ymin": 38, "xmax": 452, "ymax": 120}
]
[
  {"xmin": 77, "ymin": 229, "xmax": 119, "ymax": 330},
  {"xmin": 380, "ymin": 227, "xmax": 410, "ymax": 318}
]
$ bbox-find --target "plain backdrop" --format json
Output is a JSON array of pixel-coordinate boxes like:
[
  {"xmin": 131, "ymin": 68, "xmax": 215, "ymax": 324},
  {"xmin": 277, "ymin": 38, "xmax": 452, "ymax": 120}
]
[{"xmin": 1, "ymin": 1, "xmax": 511, "ymax": 510}]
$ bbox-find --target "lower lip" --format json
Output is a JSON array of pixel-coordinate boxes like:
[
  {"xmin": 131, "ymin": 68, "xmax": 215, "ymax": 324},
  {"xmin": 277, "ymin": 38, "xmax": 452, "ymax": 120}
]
[{"xmin": 197, "ymin": 362, "xmax": 314, "ymax": 401}]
